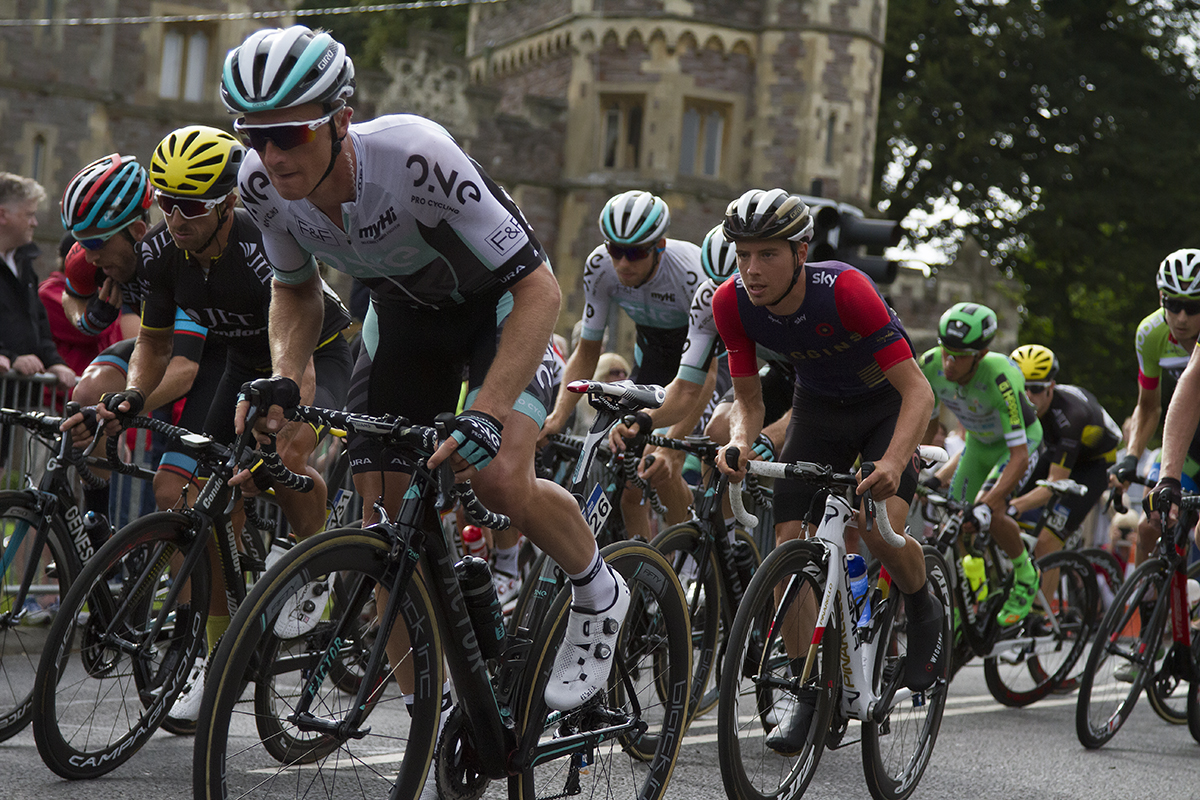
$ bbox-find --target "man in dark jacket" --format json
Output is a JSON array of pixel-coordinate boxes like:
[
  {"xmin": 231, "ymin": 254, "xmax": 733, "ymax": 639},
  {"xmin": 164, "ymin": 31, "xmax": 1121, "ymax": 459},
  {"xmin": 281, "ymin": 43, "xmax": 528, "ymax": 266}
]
[{"xmin": 0, "ymin": 173, "xmax": 75, "ymax": 390}]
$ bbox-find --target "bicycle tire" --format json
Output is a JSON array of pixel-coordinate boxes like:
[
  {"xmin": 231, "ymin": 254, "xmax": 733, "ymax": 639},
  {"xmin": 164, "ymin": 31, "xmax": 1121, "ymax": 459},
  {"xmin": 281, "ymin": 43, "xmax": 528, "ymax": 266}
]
[
  {"xmin": 1188, "ymin": 666, "xmax": 1200, "ymax": 743},
  {"xmin": 0, "ymin": 491, "xmax": 80, "ymax": 743},
  {"xmin": 717, "ymin": 538, "xmax": 839, "ymax": 800},
  {"xmin": 1143, "ymin": 560, "xmax": 1200, "ymax": 724},
  {"xmin": 861, "ymin": 545, "xmax": 952, "ymax": 800},
  {"xmin": 1075, "ymin": 556, "xmax": 1168, "ymax": 748},
  {"xmin": 650, "ymin": 521, "xmax": 724, "ymax": 721},
  {"xmin": 194, "ymin": 527, "xmax": 442, "ymax": 800},
  {"xmin": 509, "ymin": 540, "xmax": 691, "ymax": 800},
  {"xmin": 32, "ymin": 512, "xmax": 209, "ymax": 779},
  {"xmin": 983, "ymin": 549, "xmax": 1097, "ymax": 706}
]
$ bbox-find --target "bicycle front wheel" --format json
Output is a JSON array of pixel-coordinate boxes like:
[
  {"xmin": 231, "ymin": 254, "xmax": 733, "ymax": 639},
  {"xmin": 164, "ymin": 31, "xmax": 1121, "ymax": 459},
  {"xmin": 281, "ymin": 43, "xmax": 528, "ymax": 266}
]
[
  {"xmin": 1075, "ymin": 556, "xmax": 1168, "ymax": 748},
  {"xmin": 983, "ymin": 549, "xmax": 1097, "ymax": 706},
  {"xmin": 861, "ymin": 546, "xmax": 952, "ymax": 800},
  {"xmin": 0, "ymin": 491, "xmax": 80, "ymax": 743},
  {"xmin": 717, "ymin": 538, "xmax": 838, "ymax": 800},
  {"xmin": 1144, "ymin": 560, "xmax": 1200, "ymax": 724},
  {"xmin": 511, "ymin": 540, "xmax": 691, "ymax": 800},
  {"xmin": 32, "ymin": 512, "xmax": 209, "ymax": 779},
  {"xmin": 194, "ymin": 527, "xmax": 442, "ymax": 800}
]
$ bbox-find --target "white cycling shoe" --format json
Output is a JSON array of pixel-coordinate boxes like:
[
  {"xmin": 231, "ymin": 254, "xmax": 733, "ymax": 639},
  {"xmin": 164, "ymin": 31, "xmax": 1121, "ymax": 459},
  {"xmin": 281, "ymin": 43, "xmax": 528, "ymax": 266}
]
[
  {"xmin": 168, "ymin": 654, "xmax": 207, "ymax": 723},
  {"xmin": 274, "ymin": 576, "xmax": 333, "ymax": 639},
  {"xmin": 543, "ymin": 567, "xmax": 630, "ymax": 712}
]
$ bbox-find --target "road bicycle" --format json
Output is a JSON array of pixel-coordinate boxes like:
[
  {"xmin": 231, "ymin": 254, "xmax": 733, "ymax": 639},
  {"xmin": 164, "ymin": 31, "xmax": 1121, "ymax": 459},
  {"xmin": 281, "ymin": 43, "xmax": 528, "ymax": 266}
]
[
  {"xmin": 0, "ymin": 403, "xmax": 130, "ymax": 743},
  {"xmin": 717, "ymin": 447, "xmax": 952, "ymax": 800},
  {"xmin": 30, "ymin": 403, "xmax": 293, "ymax": 778},
  {"xmin": 1077, "ymin": 492, "xmax": 1200, "ymax": 748},
  {"xmin": 193, "ymin": 401, "xmax": 692, "ymax": 800},
  {"xmin": 919, "ymin": 481, "xmax": 1098, "ymax": 706}
]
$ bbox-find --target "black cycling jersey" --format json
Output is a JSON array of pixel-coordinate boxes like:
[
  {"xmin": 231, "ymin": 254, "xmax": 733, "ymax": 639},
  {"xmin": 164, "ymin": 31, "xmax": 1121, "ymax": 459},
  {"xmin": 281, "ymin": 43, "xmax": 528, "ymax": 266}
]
[
  {"xmin": 138, "ymin": 211, "xmax": 351, "ymax": 370},
  {"xmin": 1039, "ymin": 384, "xmax": 1122, "ymax": 470}
]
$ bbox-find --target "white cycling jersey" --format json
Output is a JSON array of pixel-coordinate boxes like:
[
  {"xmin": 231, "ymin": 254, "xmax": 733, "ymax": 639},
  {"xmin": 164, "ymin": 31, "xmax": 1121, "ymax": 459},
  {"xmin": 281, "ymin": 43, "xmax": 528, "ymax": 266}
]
[
  {"xmin": 580, "ymin": 239, "xmax": 703, "ymax": 341},
  {"xmin": 238, "ymin": 114, "xmax": 544, "ymax": 309},
  {"xmin": 676, "ymin": 278, "xmax": 785, "ymax": 385}
]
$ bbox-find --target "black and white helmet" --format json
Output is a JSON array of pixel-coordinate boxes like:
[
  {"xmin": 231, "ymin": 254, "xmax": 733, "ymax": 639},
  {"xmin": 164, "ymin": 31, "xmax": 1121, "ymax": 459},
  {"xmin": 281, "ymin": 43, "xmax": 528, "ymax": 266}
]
[
  {"xmin": 221, "ymin": 26, "xmax": 355, "ymax": 114},
  {"xmin": 700, "ymin": 225, "xmax": 737, "ymax": 284},
  {"xmin": 723, "ymin": 188, "xmax": 814, "ymax": 243},
  {"xmin": 598, "ymin": 190, "xmax": 670, "ymax": 247},
  {"xmin": 1157, "ymin": 249, "xmax": 1200, "ymax": 298}
]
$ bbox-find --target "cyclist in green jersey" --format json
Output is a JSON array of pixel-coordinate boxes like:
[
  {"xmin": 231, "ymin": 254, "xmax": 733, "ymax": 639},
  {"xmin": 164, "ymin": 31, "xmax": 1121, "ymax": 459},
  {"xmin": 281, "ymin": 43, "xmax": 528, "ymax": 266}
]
[{"xmin": 920, "ymin": 302, "xmax": 1043, "ymax": 626}]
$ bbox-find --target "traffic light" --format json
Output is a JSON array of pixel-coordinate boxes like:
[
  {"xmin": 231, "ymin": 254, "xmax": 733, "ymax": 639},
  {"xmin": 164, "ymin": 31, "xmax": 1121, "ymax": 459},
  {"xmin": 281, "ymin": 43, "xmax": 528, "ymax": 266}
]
[{"xmin": 801, "ymin": 199, "xmax": 902, "ymax": 285}]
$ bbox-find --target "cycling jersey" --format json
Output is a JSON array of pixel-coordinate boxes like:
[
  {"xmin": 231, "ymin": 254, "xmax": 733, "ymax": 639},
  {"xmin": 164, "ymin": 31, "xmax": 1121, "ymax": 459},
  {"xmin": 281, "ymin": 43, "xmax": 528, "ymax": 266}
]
[
  {"xmin": 1038, "ymin": 384, "xmax": 1121, "ymax": 469},
  {"xmin": 238, "ymin": 114, "xmax": 545, "ymax": 309},
  {"xmin": 919, "ymin": 349, "xmax": 1039, "ymax": 448},
  {"xmin": 713, "ymin": 263, "xmax": 915, "ymax": 400},
  {"xmin": 1135, "ymin": 308, "xmax": 1192, "ymax": 390},
  {"xmin": 138, "ymin": 211, "xmax": 351, "ymax": 371},
  {"xmin": 676, "ymin": 278, "xmax": 723, "ymax": 385}
]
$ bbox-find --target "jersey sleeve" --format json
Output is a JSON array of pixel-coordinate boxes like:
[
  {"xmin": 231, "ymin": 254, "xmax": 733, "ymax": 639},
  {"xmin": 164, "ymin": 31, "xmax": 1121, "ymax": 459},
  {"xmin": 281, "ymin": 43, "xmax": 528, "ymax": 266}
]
[
  {"xmin": 987, "ymin": 359, "xmax": 1029, "ymax": 448},
  {"xmin": 918, "ymin": 347, "xmax": 942, "ymax": 416},
  {"xmin": 236, "ymin": 154, "xmax": 319, "ymax": 285},
  {"xmin": 62, "ymin": 243, "xmax": 98, "ymax": 298},
  {"xmin": 170, "ymin": 307, "xmax": 207, "ymax": 363},
  {"xmin": 832, "ymin": 268, "xmax": 913, "ymax": 372},
  {"xmin": 675, "ymin": 279, "xmax": 721, "ymax": 384},
  {"xmin": 1134, "ymin": 310, "xmax": 1164, "ymax": 390},
  {"xmin": 712, "ymin": 279, "xmax": 759, "ymax": 378},
  {"xmin": 580, "ymin": 246, "xmax": 615, "ymax": 341},
  {"xmin": 137, "ymin": 239, "xmax": 180, "ymax": 332}
]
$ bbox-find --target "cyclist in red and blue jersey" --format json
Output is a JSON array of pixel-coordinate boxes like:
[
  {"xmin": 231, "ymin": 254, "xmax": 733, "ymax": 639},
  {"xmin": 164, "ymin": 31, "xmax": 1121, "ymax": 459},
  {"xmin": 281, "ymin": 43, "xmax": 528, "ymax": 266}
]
[{"xmin": 712, "ymin": 188, "xmax": 944, "ymax": 753}]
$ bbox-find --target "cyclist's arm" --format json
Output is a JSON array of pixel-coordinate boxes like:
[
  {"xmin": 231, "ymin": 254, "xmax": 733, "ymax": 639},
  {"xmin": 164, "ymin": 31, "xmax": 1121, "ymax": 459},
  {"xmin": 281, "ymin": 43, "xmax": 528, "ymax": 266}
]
[
  {"xmin": 1010, "ymin": 460, "xmax": 1071, "ymax": 514},
  {"xmin": 1127, "ymin": 382, "xmax": 1162, "ymax": 463},
  {"xmin": 1160, "ymin": 345, "xmax": 1200, "ymax": 481},
  {"xmin": 544, "ymin": 336, "xmax": 602, "ymax": 437},
  {"xmin": 978, "ymin": 442, "xmax": 1029, "ymax": 513},
  {"xmin": 860, "ymin": 357, "xmax": 934, "ymax": 499},
  {"xmin": 719, "ymin": 373, "xmax": 766, "ymax": 479},
  {"xmin": 612, "ymin": 363, "xmax": 711, "ymax": 450},
  {"xmin": 61, "ymin": 292, "xmax": 88, "ymax": 333},
  {"xmin": 245, "ymin": 271, "xmax": 324, "ymax": 435},
  {"xmin": 125, "ymin": 325, "xmax": 182, "ymax": 412}
]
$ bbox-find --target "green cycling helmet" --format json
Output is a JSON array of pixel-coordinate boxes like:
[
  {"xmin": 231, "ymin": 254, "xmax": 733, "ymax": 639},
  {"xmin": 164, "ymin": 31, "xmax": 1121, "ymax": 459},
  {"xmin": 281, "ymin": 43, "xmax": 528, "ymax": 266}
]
[{"xmin": 938, "ymin": 302, "xmax": 998, "ymax": 352}]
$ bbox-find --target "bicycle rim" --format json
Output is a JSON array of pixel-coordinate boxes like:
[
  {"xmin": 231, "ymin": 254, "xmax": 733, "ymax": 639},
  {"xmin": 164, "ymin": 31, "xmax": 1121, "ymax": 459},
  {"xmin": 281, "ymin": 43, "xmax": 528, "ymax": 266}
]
[
  {"xmin": 32, "ymin": 513, "xmax": 207, "ymax": 779},
  {"xmin": 983, "ymin": 550, "xmax": 1097, "ymax": 706},
  {"xmin": 717, "ymin": 539, "xmax": 837, "ymax": 800},
  {"xmin": 0, "ymin": 492, "xmax": 77, "ymax": 742},
  {"xmin": 1075, "ymin": 558, "xmax": 1165, "ymax": 748},
  {"xmin": 861, "ymin": 546, "xmax": 951, "ymax": 800},
  {"xmin": 1144, "ymin": 560, "xmax": 1200, "ymax": 725},
  {"xmin": 511, "ymin": 540, "xmax": 691, "ymax": 800},
  {"xmin": 194, "ymin": 529, "xmax": 442, "ymax": 800}
]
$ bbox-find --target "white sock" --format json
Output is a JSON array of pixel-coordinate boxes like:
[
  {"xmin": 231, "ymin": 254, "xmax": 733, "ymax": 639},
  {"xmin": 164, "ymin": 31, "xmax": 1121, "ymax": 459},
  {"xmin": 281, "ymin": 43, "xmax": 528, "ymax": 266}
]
[
  {"xmin": 493, "ymin": 544, "xmax": 519, "ymax": 576},
  {"xmin": 568, "ymin": 549, "xmax": 618, "ymax": 612}
]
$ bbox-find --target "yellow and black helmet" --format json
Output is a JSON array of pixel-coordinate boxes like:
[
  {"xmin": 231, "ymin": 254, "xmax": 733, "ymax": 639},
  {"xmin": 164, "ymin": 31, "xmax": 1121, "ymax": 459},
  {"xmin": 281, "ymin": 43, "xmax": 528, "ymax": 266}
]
[
  {"xmin": 149, "ymin": 125, "xmax": 244, "ymax": 199},
  {"xmin": 1010, "ymin": 344, "xmax": 1059, "ymax": 382}
]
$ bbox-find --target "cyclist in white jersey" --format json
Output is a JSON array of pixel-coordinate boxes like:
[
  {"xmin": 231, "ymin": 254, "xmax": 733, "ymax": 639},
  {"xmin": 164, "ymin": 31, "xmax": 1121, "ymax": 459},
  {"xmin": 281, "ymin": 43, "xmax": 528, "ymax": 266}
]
[
  {"xmin": 223, "ymin": 25, "xmax": 627, "ymax": 714},
  {"xmin": 541, "ymin": 191, "xmax": 705, "ymax": 537}
]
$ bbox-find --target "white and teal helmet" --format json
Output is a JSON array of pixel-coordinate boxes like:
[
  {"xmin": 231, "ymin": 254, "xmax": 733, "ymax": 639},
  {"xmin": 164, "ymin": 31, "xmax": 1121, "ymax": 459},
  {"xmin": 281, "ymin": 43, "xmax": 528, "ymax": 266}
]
[
  {"xmin": 700, "ymin": 225, "xmax": 737, "ymax": 284},
  {"xmin": 1156, "ymin": 249, "xmax": 1200, "ymax": 298},
  {"xmin": 221, "ymin": 26, "xmax": 355, "ymax": 114},
  {"xmin": 599, "ymin": 191, "xmax": 670, "ymax": 247}
]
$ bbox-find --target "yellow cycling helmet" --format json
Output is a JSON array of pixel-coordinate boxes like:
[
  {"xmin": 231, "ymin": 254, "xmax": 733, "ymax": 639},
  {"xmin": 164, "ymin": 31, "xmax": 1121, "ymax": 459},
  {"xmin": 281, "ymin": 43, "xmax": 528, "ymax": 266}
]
[
  {"xmin": 1010, "ymin": 344, "xmax": 1059, "ymax": 382},
  {"xmin": 149, "ymin": 125, "xmax": 244, "ymax": 199}
]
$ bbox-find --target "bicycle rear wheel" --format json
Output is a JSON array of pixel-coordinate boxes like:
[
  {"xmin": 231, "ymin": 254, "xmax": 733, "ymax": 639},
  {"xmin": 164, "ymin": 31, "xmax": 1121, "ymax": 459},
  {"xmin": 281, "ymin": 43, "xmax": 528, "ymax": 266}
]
[
  {"xmin": 510, "ymin": 540, "xmax": 691, "ymax": 800},
  {"xmin": 1144, "ymin": 560, "xmax": 1200, "ymax": 724},
  {"xmin": 32, "ymin": 512, "xmax": 209, "ymax": 779},
  {"xmin": 194, "ymin": 528, "xmax": 441, "ymax": 800},
  {"xmin": 717, "ymin": 538, "xmax": 838, "ymax": 800},
  {"xmin": 0, "ymin": 491, "xmax": 79, "ymax": 743},
  {"xmin": 861, "ymin": 546, "xmax": 952, "ymax": 800},
  {"xmin": 1075, "ymin": 557, "xmax": 1168, "ymax": 748},
  {"xmin": 983, "ymin": 550, "xmax": 1097, "ymax": 706}
]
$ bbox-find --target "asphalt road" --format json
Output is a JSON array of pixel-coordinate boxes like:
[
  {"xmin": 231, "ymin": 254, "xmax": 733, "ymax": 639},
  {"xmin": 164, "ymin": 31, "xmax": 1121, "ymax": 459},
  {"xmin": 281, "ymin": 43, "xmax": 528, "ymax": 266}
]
[{"xmin": 2, "ymin": 658, "xmax": 1198, "ymax": 799}]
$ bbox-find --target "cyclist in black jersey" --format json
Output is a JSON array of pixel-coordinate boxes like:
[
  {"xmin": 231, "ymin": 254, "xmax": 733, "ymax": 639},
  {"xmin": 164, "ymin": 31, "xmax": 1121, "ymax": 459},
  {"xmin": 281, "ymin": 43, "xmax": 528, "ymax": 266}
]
[
  {"xmin": 59, "ymin": 154, "xmax": 225, "ymax": 519},
  {"xmin": 1007, "ymin": 345, "xmax": 1121, "ymax": 569}
]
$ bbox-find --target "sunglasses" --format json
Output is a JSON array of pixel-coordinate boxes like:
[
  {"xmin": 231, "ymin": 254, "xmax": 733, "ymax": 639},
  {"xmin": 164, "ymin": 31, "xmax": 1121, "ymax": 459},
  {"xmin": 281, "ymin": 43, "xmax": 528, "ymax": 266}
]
[
  {"xmin": 942, "ymin": 347, "xmax": 977, "ymax": 360},
  {"xmin": 234, "ymin": 110, "xmax": 337, "ymax": 152},
  {"xmin": 606, "ymin": 242, "xmax": 654, "ymax": 262},
  {"xmin": 157, "ymin": 191, "xmax": 229, "ymax": 220},
  {"xmin": 73, "ymin": 219, "xmax": 135, "ymax": 251},
  {"xmin": 1162, "ymin": 296, "xmax": 1200, "ymax": 316},
  {"xmin": 1026, "ymin": 381, "xmax": 1051, "ymax": 394}
]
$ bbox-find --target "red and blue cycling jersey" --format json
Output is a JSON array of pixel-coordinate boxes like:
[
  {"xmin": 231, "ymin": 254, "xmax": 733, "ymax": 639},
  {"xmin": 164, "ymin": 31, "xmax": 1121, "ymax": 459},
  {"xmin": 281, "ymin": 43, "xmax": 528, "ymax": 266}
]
[{"xmin": 712, "ymin": 261, "xmax": 914, "ymax": 399}]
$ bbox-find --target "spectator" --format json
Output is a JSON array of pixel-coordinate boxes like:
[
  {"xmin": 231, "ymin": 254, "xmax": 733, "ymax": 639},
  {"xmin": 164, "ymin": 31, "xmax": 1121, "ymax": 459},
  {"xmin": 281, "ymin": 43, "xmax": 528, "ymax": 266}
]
[
  {"xmin": 0, "ymin": 173, "xmax": 75, "ymax": 389},
  {"xmin": 38, "ymin": 236, "xmax": 133, "ymax": 376}
]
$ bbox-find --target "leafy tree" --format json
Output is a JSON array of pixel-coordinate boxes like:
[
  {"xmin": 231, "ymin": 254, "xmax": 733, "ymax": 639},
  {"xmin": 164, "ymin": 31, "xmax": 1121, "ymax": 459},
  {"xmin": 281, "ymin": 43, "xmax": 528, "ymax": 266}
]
[
  {"xmin": 877, "ymin": 0, "xmax": 1200, "ymax": 421},
  {"xmin": 296, "ymin": 0, "xmax": 469, "ymax": 69}
]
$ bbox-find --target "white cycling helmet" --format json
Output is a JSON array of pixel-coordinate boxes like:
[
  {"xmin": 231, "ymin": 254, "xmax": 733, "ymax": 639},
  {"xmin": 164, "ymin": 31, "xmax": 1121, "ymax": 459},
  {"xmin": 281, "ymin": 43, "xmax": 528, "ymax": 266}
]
[
  {"xmin": 700, "ymin": 225, "xmax": 737, "ymax": 284},
  {"xmin": 221, "ymin": 26, "xmax": 355, "ymax": 114},
  {"xmin": 1156, "ymin": 249, "xmax": 1200, "ymax": 298},
  {"xmin": 598, "ymin": 191, "xmax": 670, "ymax": 247}
]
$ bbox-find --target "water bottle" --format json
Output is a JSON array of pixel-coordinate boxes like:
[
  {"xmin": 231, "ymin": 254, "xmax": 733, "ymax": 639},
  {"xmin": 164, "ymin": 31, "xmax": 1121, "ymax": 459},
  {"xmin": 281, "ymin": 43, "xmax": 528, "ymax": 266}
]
[
  {"xmin": 962, "ymin": 555, "xmax": 988, "ymax": 601},
  {"xmin": 455, "ymin": 556, "xmax": 508, "ymax": 659},
  {"xmin": 82, "ymin": 511, "xmax": 111, "ymax": 551},
  {"xmin": 847, "ymin": 554, "xmax": 872, "ymax": 628},
  {"xmin": 462, "ymin": 524, "xmax": 488, "ymax": 560}
]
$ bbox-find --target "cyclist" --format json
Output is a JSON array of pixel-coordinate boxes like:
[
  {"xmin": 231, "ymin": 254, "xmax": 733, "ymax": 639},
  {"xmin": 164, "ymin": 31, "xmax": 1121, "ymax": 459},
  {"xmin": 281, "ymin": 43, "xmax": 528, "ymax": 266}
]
[
  {"xmin": 221, "ymin": 25, "xmax": 628, "ymax": 715},
  {"xmin": 540, "ymin": 190, "xmax": 705, "ymax": 538},
  {"xmin": 919, "ymin": 302, "xmax": 1043, "ymax": 627},
  {"xmin": 59, "ymin": 154, "xmax": 224, "ymax": 519},
  {"xmin": 713, "ymin": 188, "xmax": 944, "ymax": 753},
  {"xmin": 1116, "ymin": 249, "xmax": 1200, "ymax": 567}
]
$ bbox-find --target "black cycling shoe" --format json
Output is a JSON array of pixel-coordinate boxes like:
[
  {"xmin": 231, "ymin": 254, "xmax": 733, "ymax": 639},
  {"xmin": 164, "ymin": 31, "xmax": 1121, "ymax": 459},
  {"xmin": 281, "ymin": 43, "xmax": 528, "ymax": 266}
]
[
  {"xmin": 764, "ymin": 684, "xmax": 819, "ymax": 756},
  {"xmin": 904, "ymin": 587, "xmax": 945, "ymax": 692}
]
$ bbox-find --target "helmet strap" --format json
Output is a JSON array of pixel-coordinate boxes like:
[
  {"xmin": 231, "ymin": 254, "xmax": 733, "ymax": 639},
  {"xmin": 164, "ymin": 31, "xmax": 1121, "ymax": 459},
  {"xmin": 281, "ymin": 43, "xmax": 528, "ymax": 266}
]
[
  {"xmin": 769, "ymin": 243, "xmax": 803, "ymax": 307},
  {"xmin": 631, "ymin": 246, "xmax": 663, "ymax": 289},
  {"xmin": 310, "ymin": 120, "xmax": 345, "ymax": 196},
  {"xmin": 187, "ymin": 202, "xmax": 231, "ymax": 262}
]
